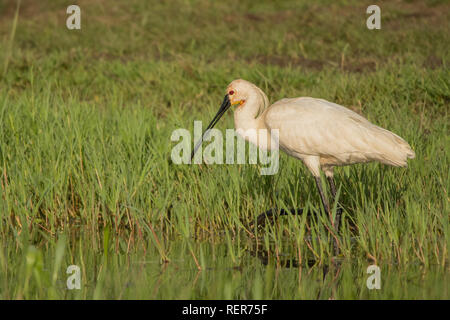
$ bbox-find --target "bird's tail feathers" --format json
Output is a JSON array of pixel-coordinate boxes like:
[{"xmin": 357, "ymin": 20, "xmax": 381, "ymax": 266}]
[{"xmin": 372, "ymin": 127, "xmax": 415, "ymax": 167}]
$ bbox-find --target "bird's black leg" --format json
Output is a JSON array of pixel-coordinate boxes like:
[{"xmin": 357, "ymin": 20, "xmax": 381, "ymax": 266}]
[
  {"xmin": 315, "ymin": 176, "xmax": 340, "ymax": 255},
  {"xmin": 327, "ymin": 177, "xmax": 342, "ymax": 233},
  {"xmin": 327, "ymin": 176, "xmax": 342, "ymax": 233},
  {"xmin": 314, "ymin": 176, "xmax": 330, "ymax": 214},
  {"xmin": 327, "ymin": 176, "xmax": 337, "ymax": 198}
]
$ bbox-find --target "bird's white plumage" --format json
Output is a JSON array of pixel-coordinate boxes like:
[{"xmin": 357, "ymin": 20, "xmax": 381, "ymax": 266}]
[
  {"xmin": 264, "ymin": 97, "xmax": 414, "ymax": 165},
  {"xmin": 227, "ymin": 79, "xmax": 415, "ymax": 178}
]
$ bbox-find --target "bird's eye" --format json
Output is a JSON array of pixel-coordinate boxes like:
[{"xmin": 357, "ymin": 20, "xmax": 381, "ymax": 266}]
[{"xmin": 228, "ymin": 90, "xmax": 234, "ymax": 95}]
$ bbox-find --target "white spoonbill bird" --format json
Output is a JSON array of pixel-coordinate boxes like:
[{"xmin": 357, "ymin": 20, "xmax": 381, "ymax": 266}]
[{"xmin": 191, "ymin": 79, "xmax": 415, "ymax": 233}]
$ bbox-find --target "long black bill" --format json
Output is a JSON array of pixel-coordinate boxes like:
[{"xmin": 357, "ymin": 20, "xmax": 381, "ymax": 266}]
[{"xmin": 191, "ymin": 94, "xmax": 231, "ymax": 161}]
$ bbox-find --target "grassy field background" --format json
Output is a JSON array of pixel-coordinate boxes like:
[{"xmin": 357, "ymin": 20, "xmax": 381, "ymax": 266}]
[{"xmin": 0, "ymin": 0, "xmax": 448, "ymax": 299}]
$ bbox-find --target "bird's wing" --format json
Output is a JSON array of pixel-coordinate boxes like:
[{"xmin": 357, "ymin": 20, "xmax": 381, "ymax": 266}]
[{"xmin": 264, "ymin": 97, "xmax": 413, "ymax": 166}]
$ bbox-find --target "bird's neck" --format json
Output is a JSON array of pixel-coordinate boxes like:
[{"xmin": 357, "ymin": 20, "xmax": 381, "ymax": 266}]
[
  {"xmin": 234, "ymin": 91, "xmax": 267, "ymax": 146},
  {"xmin": 234, "ymin": 91, "xmax": 265, "ymax": 131}
]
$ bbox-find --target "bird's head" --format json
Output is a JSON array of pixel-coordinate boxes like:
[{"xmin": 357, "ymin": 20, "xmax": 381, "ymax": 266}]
[
  {"xmin": 190, "ymin": 79, "xmax": 267, "ymax": 160},
  {"xmin": 226, "ymin": 79, "xmax": 254, "ymax": 107}
]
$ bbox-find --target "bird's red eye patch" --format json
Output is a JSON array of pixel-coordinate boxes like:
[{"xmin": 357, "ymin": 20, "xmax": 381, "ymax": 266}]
[{"xmin": 228, "ymin": 90, "xmax": 234, "ymax": 95}]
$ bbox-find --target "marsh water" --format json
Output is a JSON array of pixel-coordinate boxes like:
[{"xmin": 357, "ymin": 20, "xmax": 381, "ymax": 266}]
[{"xmin": 2, "ymin": 231, "xmax": 447, "ymax": 300}]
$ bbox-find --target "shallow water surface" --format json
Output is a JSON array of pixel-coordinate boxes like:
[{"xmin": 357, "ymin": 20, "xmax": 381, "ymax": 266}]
[{"xmin": 2, "ymin": 235, "xmax": 447, "ymax": 299}]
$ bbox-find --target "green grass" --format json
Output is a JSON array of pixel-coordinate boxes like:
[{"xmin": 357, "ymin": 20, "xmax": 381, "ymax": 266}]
[{"xmin": 0, "ymin": 0, "xmax": 448, "ymax": 299}]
